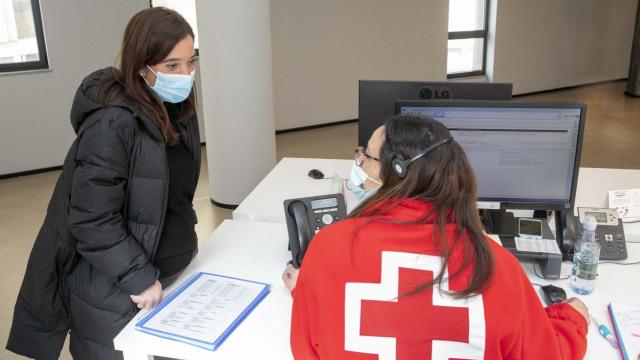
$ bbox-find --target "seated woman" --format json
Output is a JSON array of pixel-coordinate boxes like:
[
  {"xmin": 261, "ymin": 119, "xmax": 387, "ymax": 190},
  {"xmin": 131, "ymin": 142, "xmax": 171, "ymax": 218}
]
[{"xmin": 282, "ymin": 115, "xmax": 588, "ymax": 359}]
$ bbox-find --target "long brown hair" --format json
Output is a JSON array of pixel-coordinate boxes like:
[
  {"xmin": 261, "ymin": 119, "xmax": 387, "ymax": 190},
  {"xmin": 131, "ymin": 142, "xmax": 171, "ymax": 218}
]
[
  {"xmin": 99, "ymin": 7, "xmax": 196, "ymax": 145},
  {"xmin": 350, "ymin": 115, "xmax": 494, "ymax": 298}
]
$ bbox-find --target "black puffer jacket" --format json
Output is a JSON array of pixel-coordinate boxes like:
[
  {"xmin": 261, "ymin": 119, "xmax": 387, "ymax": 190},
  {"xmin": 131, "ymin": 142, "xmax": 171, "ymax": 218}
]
[{"xmin": 8, "ymin": 67, "xmax": 201, "ymax": 356}]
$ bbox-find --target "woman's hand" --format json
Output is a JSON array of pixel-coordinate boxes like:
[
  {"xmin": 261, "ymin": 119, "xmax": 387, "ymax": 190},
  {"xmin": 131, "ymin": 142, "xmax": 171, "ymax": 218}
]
[
  {"xmin": 130, "ymin": 280, "xmax": 163, "ymax": 310},
  {"xmin": 282, "ymin": 263, "xmax": 300, "ymax": 292},
  {"xmin": 564, "ymin": 297, "xmax": 590, "ymax": 324}
]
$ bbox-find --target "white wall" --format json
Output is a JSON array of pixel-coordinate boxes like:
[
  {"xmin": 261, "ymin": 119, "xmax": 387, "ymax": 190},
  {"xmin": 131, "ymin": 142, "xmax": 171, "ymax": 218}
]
[
  {"xmin": 491, "ymin": 0, "xmax": 637, "ymax": 95},
  {"xmin": 0, "ymin": 0, "xmax": 148, "ymax": 175},
  {"xmin": 3, "ymin": 1, "xmax": 636, "ymax": 173},
  {"xmin": 270, "ymin": 0, "xmax": 449, "ymax": 130}
]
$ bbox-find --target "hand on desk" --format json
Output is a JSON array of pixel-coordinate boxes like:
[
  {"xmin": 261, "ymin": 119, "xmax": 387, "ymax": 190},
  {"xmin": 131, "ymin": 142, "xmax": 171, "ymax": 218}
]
[
  {"xmin": 130, "ymin": 280, "xmax": 163, "ymax": 310},
  {"xmin": 282, "ymin": 263, "xmax": 300, "ymax": 293},
  {"xmin": 563, "ymin": 297, "xmax": 590, "ymax": 324}
]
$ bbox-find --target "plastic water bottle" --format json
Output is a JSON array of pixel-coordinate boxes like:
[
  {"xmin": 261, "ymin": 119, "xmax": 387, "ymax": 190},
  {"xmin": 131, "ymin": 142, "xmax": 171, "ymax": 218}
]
[{"xmin": 570, "ymin": 215, "xmax": 601, "ymax": 295}]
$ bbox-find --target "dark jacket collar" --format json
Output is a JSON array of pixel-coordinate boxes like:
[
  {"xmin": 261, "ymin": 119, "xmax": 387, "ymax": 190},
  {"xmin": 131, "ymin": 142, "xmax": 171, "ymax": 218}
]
[{"xmin": 70, "ymin": 67, "xmax": 164, "ymax": 142}]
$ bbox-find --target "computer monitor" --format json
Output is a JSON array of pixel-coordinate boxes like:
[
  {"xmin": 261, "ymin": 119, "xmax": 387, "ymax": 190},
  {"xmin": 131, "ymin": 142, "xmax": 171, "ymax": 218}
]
[
  {"xmin": 358, "ymin": 80, "xmax": 513, "ymax": 145},
  {"xmin": 395, "ymin": 100, "xmax": 586, "ymax": 212}
]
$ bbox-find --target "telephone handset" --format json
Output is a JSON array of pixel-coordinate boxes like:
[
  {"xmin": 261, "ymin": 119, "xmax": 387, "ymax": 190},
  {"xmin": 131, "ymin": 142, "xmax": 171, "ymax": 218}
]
[{"xmin": 284, "ymin": 194, "xmax": 347, "ymax": 268}]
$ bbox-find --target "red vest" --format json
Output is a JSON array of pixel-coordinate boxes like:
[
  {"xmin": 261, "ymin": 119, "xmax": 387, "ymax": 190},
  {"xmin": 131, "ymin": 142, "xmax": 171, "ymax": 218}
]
[{"xmin": 291, "ymin": 199, "xmax": 587, "ymax": 359}]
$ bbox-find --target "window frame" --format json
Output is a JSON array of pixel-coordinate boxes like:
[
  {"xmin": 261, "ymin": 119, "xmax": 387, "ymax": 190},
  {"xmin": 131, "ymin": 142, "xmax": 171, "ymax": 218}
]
[
  {"xmin": 0, "ymin": 0, "xmax": 49, "ymax": 73},
  {"xmin": 446, "ymin": 0, "xmax": 490, "ymax": 79}
]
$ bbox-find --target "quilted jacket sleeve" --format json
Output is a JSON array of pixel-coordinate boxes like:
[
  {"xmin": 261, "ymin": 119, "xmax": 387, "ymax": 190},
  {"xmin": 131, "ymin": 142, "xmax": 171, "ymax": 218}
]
[{"xmin": 69, "ymin": 110, "xmax": 158, "ymax": 295}]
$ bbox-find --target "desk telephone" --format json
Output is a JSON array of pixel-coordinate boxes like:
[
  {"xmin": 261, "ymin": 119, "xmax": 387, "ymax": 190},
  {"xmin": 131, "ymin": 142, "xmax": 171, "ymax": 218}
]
[
  {"xmin": 284, "ymin": 194, "xmax": 348, "ymax": 268},
  {"xmin": 565, "ymin": 207, "xmax": 627, "ymax": 260},
  {"xmin": 482, "ymin": 207, "xmax": 627, "ymax": 278}
]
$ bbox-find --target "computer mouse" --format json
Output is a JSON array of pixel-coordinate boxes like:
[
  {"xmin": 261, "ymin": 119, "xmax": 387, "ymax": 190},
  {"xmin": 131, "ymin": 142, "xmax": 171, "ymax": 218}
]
[
  {"xmin": 307, "ymin": 169, "xmax": 325, "ymax": 179},
  {"xmin": 540, "ymin": 284, "xmax": 566, "ymax": 306}
]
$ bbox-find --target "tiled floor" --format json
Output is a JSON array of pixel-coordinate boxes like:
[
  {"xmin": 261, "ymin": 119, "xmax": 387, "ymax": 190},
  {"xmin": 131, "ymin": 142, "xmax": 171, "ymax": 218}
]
[{"xmin": 0, "ymin": 80, "xmax": 638, "ymax": 359}]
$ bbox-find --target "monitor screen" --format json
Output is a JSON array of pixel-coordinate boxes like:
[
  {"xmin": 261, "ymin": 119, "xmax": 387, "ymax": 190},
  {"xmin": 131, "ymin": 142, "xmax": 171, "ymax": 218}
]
[
  {"xmin": 396, "ymin": 101, "xmax": 586, "ymax": 209},
  {"xmin": 358, "ymin": 80, "xmax": 513, "ymax": 146}
]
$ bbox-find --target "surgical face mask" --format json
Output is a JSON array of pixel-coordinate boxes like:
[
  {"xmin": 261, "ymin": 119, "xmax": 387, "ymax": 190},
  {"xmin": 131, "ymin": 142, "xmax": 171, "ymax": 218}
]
[
  {"xmin": 144, "ymin": 65, "xmax": 194, "ymax": 103},
  {"xmin": 347, "ymin": 161, "xmax": 381, "ymax": 201}
]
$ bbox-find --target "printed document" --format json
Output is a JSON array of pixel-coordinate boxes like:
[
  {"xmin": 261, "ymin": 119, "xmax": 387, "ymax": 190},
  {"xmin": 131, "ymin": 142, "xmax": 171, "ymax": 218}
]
[
  {"xmin": 136, "ymin": 272, "xmax": 270, "ymax": 350},
  {"xmin": 514, "ymin": 237, "xmax": 561, "ymax": 254},
  {"xmin": 609, "ymin": 188, "xmax": 640, "ymax": 222}
]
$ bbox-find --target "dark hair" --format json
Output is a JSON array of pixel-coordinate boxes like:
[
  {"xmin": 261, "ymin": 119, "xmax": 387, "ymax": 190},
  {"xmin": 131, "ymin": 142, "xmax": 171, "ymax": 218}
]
[
  {"xmin": 99, "ymin": 7, "xmax": 196, "ymax": 145},
  {"xmin": 349, "ymin": 115, "xmax": 494, "ymax": 298}
]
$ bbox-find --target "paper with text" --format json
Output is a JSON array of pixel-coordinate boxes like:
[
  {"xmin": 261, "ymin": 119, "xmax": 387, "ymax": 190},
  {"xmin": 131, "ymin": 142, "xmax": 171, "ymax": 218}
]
[
  {"xmin": 514, "ymin": 237, "xmax": 561, "ymax": 254},
  {"xmin": 136, "ymin": 272, "xmax": 270, "ymax": 350},
  {"xmin": 609, "ymin": 188, "xmax": 640, "ymax": 222}
]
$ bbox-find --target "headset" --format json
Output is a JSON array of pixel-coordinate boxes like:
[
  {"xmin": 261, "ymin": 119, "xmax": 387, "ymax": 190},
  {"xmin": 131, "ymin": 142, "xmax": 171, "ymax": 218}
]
[{"xmin": 391, "ymin": 136, "xmax": 453, "ymax": 178}]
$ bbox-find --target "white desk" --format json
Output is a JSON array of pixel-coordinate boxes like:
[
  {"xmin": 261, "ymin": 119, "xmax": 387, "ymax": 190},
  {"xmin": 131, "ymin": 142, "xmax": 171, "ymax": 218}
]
[
  {"xmin": 233, "ymin": 158, "xmax": 358, "ymax": 223},
  {"xmin": 523, "ymin": 167, "xmax": 640, "ymax": 359},
  {"xmin": 234, "ymin": 159, "xmax": 640, "ymax": 235},
  {"xmin": 113, "ymin": 221, "xmax": 639, "ymax": 360},
  {"xmin": 116, "ymin": 163, "xmax": 640, "ymax": 359},
  {"xmin": 519, "ymin": 241, "xmax": 640, "ymax": 359},
  {"xmin": 113, "ymin": 220, "xmax": 294, "ymax": 360}
]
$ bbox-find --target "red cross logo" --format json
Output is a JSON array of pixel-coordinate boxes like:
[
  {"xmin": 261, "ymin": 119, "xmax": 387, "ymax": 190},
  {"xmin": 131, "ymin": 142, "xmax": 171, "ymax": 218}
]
[{"xmin": 345, "ymin": 251, "xmax": 485, "ymax": 360}]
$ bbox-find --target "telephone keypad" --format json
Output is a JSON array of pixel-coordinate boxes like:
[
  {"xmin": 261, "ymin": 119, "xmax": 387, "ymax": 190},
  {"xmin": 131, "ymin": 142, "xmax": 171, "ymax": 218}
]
[{"xmin": 577, "ymin": 227, "xmax": 627, "ymax": 260}]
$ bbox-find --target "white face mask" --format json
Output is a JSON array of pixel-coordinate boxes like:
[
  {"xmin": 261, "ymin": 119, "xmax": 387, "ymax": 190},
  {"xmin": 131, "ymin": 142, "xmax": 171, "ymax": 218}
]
[{"xmin": 347, "ymin": 161, "xmax": 382, "ymax": 201}]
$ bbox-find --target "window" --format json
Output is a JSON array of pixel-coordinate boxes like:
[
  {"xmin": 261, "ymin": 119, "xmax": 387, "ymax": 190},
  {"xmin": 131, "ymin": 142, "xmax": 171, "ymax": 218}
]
[
  {"xmin": 0, "ymin": 0, "xmax": 48, "ymax": 73},
  {"xmin": 150, "ymin": 0, "xmax": 199, "ymax": 49},
  {"xmin": 447, "ymin": 0, "xmax": 489, "ymax": 78}
]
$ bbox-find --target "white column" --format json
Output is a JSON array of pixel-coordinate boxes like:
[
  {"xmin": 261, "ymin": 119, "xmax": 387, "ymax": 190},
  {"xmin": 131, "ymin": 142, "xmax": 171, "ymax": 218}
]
[{"xmin": 196, "ymin": 0, "xmax": 277, "ymax": 207}]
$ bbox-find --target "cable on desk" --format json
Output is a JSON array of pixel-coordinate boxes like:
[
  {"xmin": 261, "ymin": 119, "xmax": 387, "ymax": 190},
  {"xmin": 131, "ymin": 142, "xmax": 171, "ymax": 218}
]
[
  {"xmin": 532, "ymin": 263, "xmax": 545, "ymax": 280},
  {"xmin": 598, "ymin": 260, "xmax": 640, "ymax": 265},
  {"xmin": 533, "ymin": 262, "xmax": 570, "ymax": 280}
]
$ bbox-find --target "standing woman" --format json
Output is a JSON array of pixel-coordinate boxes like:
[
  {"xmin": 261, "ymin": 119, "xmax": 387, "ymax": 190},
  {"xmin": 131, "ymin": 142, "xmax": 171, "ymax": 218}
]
[{"xmin": 7, "ymin": 8, "xmax": 201, "ymax": 360}]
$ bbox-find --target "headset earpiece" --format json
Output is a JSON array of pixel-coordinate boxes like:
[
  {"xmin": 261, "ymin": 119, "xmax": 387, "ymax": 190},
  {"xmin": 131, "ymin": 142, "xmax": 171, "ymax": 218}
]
[
  {"xmin": 390, "ymin": 136, "xmax": 453, "ymax": 179},
  {"xmin": 391, "ymin": 154, "xmax": 409, "ymax": 178}
]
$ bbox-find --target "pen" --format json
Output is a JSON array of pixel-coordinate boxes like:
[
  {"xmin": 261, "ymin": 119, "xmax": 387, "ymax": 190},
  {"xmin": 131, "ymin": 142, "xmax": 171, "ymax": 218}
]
[{"xmin": 590, "ymin": 315, "xmax": 618, "ymax": 349}]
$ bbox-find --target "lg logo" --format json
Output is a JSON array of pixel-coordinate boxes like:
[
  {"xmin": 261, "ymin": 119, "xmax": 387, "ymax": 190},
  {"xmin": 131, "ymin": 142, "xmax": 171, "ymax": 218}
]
[{"xmin": 419, "ymin": 87, "xmax": 451, "ymax": 99}]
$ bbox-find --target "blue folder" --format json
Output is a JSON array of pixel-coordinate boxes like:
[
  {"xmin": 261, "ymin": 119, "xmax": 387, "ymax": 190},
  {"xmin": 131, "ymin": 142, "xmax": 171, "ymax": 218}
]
[{"xmin": 135, "ymin": 272, "xmax": 271, "ymax": 351}]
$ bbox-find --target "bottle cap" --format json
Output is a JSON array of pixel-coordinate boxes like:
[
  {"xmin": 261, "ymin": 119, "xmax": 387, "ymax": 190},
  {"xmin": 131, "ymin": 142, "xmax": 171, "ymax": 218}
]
[{"xmin": 583, "ymin": 214, "xmax": 598, "ymax": 232}]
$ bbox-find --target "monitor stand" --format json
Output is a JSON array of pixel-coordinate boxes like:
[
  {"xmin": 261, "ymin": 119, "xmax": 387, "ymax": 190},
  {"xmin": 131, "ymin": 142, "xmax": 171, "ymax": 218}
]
[{"xmin": 479, "ymin": 209, "xmax": 567, "ymax": 280}]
